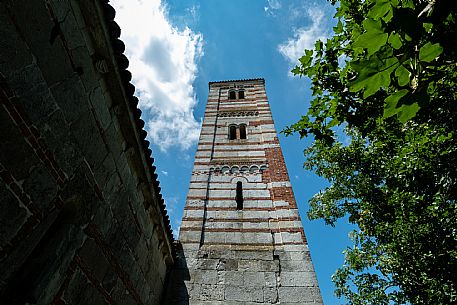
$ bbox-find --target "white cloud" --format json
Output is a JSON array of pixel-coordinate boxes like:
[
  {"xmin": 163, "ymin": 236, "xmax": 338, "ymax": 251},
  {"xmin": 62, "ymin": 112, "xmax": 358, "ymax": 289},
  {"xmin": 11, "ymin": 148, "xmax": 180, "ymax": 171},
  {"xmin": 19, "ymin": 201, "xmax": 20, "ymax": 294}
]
[
  {"xmin": 165, "ymin": 196, "xmax": 178, "ymax": 213},
  {"xmin": 186, "ymin": 4, "xmax": 200, "ymax": 22},
  {"xmin": 111, "ymin": 0, "xmax": 203, "ymax": 151},
  {"xmin": 278, "ymin": 7, "xmax": 330, "ymax": 65},
  {"xmin": 264, "ymin": 0, "xmax": 282, "ymax": 14},
  {"xmin": 161, "ymin": 170, "xmax": 168, "ymax": 176}
]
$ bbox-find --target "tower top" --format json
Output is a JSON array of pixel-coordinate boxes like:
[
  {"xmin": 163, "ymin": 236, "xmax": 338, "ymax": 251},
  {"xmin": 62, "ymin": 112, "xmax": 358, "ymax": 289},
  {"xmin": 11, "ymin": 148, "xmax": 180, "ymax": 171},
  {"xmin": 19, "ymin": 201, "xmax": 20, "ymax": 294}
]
[{"xmin": 208, "ymin": 78, "xmax": 265, "ymax": 88}]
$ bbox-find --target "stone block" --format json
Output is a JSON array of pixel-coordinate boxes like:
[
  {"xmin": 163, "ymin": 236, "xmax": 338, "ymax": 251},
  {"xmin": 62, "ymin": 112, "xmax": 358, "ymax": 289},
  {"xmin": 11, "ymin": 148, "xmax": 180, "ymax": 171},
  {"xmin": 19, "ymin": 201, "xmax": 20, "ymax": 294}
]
[
  {"xmin": 264, "ymin": 286, "xmax": 279, "ymax": 303},
  {"xmin": 185, "ymin": 209, "xmax": 205, "ymax": 218},
  {"xmin": 224, "ymin": 271, "xmax": 244, "ymax": 286},
  {"xmin": 192, "ymin": 270, "xmax": 218, "ymax": 285},
  {"xmin": 110, "ymin": 277, "xmax": 137, "ymax": 305},
  {"xmin": 50, "ymin": 74, "xmax": 88, "ymax": 124},
  {"xmin": 225, "ymin": 285, "xmax": 263, "ymax": 302},
  {"xmin": 69, "ymin": 46, "xmax": 101, "ymax": 92},
  {"xmin": 244, "ymin": 271, "xmax": 265, "ymax": 287},
  {"xmin": 203, "ymin": 231, "xmax": 226, "ymax": 243},
  {"xmin": 12, "ymin": 65, "xmax": 60, "ymax": 126},
  {"xmin": 281, "ymin": 232, "xmax": 303, "ymax": 243},
  {"xmin": 89, "ymin": 86, "xmax": 112, "ymax": 131},
  {"xmin": 259, "ymin": 260, "xmax": 279, "ymax": 272},
  {"xmin": 278, "ymin": 287, "xmax": 322, "ymax": 303},
  {"xmin": 58, "ymin": 7, "xmax": 86, "ymax": 50},
  {"xmin": 70, "ymin": 108, "xmax": 108, "ymax": 170},
  {"xmin": 281, "ymin": 271, "xmax": 318, "ymax": 287},
  {"xmin": 78, "ymin": 238, "xmax": 110, "ymax": 281},
  {"xmin": 238, "ymin": 260, "xmax": 260, "ymax": 272},
  {"xmin": 58, "ymin": 258, "xmax": 114, "ymax": 305},
  {"xmin": 235, "ymin": 250, "xmax": 272, "ymax": 260},
  {"xmin": 197, "ymin": 258, "xmax": 219, "ymax": 270},
  {"xmin": 264, "ymin": 272, "xmax": 277, "ymax": 287},
  {"xmin": 281, "ymin": 259, "xmax": 315, "ymax": 272},
  {"xmin": 200, "ymin": 284, "xmax": 224, "ymax": 301}
]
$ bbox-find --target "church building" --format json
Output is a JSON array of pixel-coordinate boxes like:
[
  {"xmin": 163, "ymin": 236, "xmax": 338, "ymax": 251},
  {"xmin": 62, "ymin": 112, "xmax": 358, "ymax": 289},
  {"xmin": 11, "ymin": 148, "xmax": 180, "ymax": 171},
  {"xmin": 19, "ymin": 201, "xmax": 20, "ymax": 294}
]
[{"xmin": 0, "ymin": 0, "xmax": 321, "ymax": 303}]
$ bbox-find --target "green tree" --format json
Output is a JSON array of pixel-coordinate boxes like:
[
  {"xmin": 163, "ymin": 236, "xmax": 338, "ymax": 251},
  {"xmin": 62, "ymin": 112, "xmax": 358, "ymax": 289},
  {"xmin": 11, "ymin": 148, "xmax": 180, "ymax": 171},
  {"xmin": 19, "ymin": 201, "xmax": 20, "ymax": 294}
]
[{"xmin": 284, "ymin": 0, "xmax": 457, "ymax": 303}]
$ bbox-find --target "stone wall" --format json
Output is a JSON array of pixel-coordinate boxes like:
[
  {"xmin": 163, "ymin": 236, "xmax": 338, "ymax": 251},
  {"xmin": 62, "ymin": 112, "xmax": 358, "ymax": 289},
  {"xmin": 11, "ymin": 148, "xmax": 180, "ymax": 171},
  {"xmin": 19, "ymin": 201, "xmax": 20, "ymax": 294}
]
[
  {"xmin": 165, "ymin": 79, "xmax": 323, "ymax": 304},
  {"xmin": 0, "ymin": 1, "xmax": 173, "ymax": 304}
]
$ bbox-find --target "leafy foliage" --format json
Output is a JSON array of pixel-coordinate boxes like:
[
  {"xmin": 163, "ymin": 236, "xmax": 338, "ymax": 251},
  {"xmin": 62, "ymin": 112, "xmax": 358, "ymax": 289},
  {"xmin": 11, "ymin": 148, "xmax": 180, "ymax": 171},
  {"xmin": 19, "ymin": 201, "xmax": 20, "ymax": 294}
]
[{"xmin": 285, "ymin": 0, "xmax": 457, "ymax": 303}]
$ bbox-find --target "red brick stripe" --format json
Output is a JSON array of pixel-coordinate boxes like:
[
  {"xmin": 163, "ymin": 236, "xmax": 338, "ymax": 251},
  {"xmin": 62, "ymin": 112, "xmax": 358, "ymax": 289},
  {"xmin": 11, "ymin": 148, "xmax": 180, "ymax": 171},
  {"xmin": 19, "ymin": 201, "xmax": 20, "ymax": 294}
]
[
  {"xmin": 182, "ymin": 216, "xmax": 300, "ymax": 222},
  {"xmin": 180, "ymin": 241, "xmax": 307, "ymax": 246},
  {"xmin": 184, "ymin": 206, "xmax": 294, "ymax": 211},
  {"xmin": 186, "ymin": 196, "xmax": 270, "ymax": 201}
]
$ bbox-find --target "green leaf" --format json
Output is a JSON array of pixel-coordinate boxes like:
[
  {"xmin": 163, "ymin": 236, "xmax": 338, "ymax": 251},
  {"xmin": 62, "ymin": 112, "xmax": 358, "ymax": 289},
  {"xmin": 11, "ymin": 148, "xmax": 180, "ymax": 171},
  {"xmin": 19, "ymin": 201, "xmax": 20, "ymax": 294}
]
[
  {"xmin": 353, "ymin": 19, "xmax": 388, "ymax": 55},
  {"xmin": 423, "ymin": 22, "xmax": 433, "ymax": 33},
  {"xmin": 427, "ymin": 81, "xmax": 437, "ymax": 95},
  {"xmin": 419, "ymin": 42, "xmax": 443, "ymax": 62},
  {"xmin": 350, "ymin": 55, "xmax": 399, "ymax": 97},
  {"xmin": 334, "ymin": 20, "xmax": 344, "ymax": 34},
  {"xmin": 398, "ymin": 102, "xmax": 420, "ymax": 123},
  {"xmin": 395, "ymin": 65, "xmax": 410, "ymax": 86},
  {"xmin": 367, "ymin": 0, "xmax": 391, "ymax": 19},
  {"xmin": 299, "ymin": 49, "xmax": 313, "ymax": 67},
  {"xmin": 385, "ymin": 90, "xmax": 429, "ymax": 122},
  {"xmin": 383, "ymin": 89, "xmax": 409, "ymax": 118},
  {"xmin": 388, "ymin": 33, "xmax": 402, "ymax": 49},
  {"xmin": 402, "ymin": 0, "xmax": 415, "ymax": 9}
]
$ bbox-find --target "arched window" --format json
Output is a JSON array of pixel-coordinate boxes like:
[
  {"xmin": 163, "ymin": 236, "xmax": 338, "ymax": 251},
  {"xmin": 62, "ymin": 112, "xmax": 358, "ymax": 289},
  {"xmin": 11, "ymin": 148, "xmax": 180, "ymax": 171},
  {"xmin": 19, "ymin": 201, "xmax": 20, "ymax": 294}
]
[
  {"xmin": 239, "ymin": 124, "xmax": 247, "ymax": 139},
  {"xmin": 238, "ymin": 90, "xmax": 245, "ymax": 99},
  {"xmin": 240, "ymin": 166, "xmax": 249, "ymax": 173},
  {"xmin": 229, "ymin": 90, "xmax": 236, "ymax": 99},
  {"xmin": 229, "ymin": 125, "xmax": 237, "ymax": 140},
  {"xmin": 228, "ymin": 124, "xmax": 248, "ymax": 140},
  {"xmin": 236, "ymin": 181, "xmax": 243, "ymax": 210}
]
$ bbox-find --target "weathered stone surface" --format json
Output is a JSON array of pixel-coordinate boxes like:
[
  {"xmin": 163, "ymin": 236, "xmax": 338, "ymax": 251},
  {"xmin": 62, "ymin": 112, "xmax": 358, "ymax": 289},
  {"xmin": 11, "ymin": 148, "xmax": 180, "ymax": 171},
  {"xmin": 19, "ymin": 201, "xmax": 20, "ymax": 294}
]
[
  {"xmin": 281, "ymin": 271, "xmax": 318, "ymax": 287},
  {"xmin": 0, "ymin": 1, "xmax": 173, "ymax": 304},
  {"xmin": 200, "ymin": 284, "xmax": 224, "ymax": 301},
  {"xmin": 263, "ymin": 286, "xmax": 279, "ymax": 303},
  {"xmin": 278, "ymin": 286, "xmax": 323, "ymax": 303},
  {"xmin": 225, "ymin": 285, "xmax": 264, "ymax": 302},
  {"xmin": 165, "ymin": 79, "xmax": 323, "ymax": 304}
]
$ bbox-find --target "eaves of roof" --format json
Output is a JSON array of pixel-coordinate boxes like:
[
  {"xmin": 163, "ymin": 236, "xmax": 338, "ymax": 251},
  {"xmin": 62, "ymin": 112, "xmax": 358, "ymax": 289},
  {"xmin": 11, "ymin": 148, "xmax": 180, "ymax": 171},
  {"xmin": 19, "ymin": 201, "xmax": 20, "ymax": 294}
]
[{"xmin": 99, "ymin": 0, "xmax": 174, "ymax": 252}]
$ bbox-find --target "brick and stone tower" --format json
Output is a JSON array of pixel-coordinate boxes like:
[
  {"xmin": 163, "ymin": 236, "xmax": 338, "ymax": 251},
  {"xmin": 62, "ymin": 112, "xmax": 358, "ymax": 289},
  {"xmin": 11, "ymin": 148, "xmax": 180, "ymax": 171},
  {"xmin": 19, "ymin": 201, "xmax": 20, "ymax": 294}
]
[{"xmin": 165, "ymin": 79, "xmax": 323, "ymax": 304}]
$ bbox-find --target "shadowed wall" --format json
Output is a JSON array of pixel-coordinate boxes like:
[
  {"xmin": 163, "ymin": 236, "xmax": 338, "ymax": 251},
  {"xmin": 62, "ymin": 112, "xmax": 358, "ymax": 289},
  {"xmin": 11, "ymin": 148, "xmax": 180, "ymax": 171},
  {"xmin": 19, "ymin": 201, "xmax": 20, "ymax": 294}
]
[{"xmin": 0, "ymin": 1, "xmax": 173, "ymax": 304}]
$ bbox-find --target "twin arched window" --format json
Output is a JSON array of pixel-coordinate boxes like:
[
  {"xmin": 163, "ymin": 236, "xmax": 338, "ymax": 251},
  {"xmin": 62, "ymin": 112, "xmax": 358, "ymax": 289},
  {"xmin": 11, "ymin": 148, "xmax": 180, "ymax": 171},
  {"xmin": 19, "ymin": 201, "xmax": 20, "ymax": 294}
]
[
  {"xmin": 239, "ymin": 124, "xmax": 246, "ymax": 139},
  {"xmin": 228, "ymin": 124, "xmax": 247, "ymax": 140},
  {"xmin": 228, "ymin": 89, "xmax": 245, "ymax": 100}
]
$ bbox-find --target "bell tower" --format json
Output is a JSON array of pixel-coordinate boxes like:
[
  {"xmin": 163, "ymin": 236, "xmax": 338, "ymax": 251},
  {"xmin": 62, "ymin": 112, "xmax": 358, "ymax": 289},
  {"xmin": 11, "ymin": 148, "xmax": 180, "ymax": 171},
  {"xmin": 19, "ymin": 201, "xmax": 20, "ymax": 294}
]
[{"xmin": 165, "ymin": 78, "xmax": 323, "ymax": 304}]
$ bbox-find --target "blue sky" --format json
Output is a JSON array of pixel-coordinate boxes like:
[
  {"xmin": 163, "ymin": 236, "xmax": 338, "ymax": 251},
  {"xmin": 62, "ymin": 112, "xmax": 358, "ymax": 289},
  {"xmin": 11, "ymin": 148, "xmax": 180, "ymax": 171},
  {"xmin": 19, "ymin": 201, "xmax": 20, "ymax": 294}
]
[{"xmin": 111, "ymin": 0, "xmax": 352, "ymax": 303}]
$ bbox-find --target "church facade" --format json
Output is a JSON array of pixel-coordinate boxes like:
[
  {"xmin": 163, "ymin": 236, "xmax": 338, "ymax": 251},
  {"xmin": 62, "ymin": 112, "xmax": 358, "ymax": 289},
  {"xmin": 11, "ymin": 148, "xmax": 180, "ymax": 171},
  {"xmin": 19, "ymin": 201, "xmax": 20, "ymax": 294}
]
[
  {"xmin": 165, "ymin": 79, "xmax": 323, "ymax": 304},
  {"xmin": 0, "ymin": 1, "xmax": 174, "ymax": 303}
]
